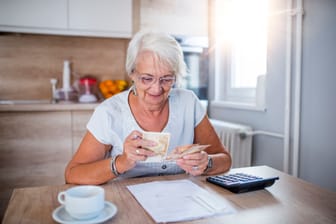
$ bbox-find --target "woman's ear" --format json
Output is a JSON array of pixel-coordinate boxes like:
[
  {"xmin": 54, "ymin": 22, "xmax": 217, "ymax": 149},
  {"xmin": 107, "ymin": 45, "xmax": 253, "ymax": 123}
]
[
  {"xmin": 129, "ymin": 70, "xmax": 138, "ymax": 96},
  {"xmin": 131, "ymin": 83, "xmax": 138, "ymax": 96}
]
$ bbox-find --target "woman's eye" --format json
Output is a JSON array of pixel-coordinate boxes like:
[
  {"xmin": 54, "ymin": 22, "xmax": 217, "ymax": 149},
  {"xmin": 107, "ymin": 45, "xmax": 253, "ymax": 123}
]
[
  {"xmin": 163, "ymin": 77, "xmax": 174, "ymax": 82},
  {"xmin": 142, "ymin": 77, "xmax": 153, "ymax": 82}
]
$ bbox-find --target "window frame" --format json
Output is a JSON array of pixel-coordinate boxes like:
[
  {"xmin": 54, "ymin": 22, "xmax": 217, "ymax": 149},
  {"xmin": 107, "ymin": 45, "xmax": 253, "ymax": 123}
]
[{"xmin": 211, "ymin": 0, "xmax": 268, "ymax": 111}]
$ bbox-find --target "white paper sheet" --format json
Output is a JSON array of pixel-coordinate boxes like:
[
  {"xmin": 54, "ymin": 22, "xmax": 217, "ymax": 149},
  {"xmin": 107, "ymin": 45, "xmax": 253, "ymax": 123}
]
[{"xmin": 127, "ymin": 179, "xmax": 236, "ymax": 223}]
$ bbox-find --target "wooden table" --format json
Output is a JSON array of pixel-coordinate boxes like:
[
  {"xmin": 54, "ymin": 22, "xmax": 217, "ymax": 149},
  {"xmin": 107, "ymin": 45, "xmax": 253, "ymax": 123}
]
[{"xmin": 3, "ymin": 166, "xmax": 336, "ymax": 223}]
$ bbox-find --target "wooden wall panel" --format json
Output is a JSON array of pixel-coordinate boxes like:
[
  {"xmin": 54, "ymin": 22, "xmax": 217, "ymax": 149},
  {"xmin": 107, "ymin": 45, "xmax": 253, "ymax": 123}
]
[{"xmin": 0, "ymin": 33, "xmax": 129, "ymax": 100}]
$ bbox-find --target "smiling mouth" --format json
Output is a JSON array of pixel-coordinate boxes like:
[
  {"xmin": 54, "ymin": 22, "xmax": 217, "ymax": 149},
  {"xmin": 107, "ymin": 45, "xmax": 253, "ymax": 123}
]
[
  {"xmin": 147, "ymin": 92, "xmax": 163, "ymax": 97},
  {"xmin": 149, "ymin": 94, "xmax": 161, "ymax": 97}
]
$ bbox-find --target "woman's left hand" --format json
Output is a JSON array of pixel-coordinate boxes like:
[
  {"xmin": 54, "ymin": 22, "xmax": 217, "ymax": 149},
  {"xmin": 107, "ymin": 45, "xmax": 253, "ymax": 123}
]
[{"xmin": 175, "ymin": 150, "xmax": 208, "ymax": 176}]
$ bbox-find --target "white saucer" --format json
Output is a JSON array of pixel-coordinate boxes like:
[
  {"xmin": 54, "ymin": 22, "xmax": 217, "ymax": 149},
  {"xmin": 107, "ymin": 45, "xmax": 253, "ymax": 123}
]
[{"xmin": 52, "ymin": 201, "xmax": 117, "ymax": 224}]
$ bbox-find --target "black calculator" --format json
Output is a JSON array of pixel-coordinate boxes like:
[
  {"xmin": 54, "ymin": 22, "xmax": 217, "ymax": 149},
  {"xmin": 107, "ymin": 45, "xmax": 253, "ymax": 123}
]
[{"xmin": 206, "ymin": 173, "xmax": 279, "ymax": 193}]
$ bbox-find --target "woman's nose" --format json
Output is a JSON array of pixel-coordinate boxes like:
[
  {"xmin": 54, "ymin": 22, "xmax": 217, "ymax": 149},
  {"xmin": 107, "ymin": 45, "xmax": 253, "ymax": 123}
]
[{"xmin": 150, "ymin": 79, "xmax": 163, "ymax": 92}]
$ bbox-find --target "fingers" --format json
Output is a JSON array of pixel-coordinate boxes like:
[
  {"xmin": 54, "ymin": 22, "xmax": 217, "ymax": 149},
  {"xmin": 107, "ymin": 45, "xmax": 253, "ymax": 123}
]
[
  {"xmin": 123, "ymin": 131, "xmax": 156, "ymax": 162},
  {"xmin": 129, "ymin": 130, "xmax": 143, "ymax": 141},
  {"xmin": 176, "ymin": 151, "xmax": 208, "ymax": 176}
]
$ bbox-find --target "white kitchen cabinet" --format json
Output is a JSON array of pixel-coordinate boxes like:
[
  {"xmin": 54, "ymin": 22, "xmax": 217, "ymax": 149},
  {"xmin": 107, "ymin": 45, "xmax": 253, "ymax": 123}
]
[
  {"xmin": 0, "ymin": 0, "xmax": 134, "ymax": 38},
  {"xmin": 139, "ymin": 0, "xmax": 208, "ymax": 37},
  {"xmin": 0, "ymin": 0, "xmax": 67, "ymax": 29},
  {"xmin": 69, "ymin": 0, "xmax": 132, "ymax": 37}
]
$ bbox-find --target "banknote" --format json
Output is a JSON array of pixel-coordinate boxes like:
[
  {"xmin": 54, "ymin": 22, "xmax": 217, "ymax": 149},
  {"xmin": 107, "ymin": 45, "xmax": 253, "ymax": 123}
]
[
  {"xmin": 142, "ymin": 131, "xmax": 171, "ymax": 157},
  {"xmin": 166, "ymin": 144, "xmax": 211, "ymax": 160}
]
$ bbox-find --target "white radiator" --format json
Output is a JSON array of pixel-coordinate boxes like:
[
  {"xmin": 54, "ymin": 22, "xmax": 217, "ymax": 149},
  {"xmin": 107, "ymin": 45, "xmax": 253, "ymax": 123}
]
[{"xmin": 210, "ymin": 119, "xmax": 253, "ymax": 168}]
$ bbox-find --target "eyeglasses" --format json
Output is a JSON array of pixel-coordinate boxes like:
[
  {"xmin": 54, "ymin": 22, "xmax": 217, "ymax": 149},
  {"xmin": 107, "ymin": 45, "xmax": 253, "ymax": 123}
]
[{"xmin": 136, "ymin": 74, "xmax": 176, "ymax": 88}]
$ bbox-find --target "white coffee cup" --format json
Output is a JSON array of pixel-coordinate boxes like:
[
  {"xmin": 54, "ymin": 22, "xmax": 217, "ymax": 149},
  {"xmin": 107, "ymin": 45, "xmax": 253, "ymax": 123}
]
[{"xmin": 57, "ymin": 185, "xmax": 105, "ymax": 220}]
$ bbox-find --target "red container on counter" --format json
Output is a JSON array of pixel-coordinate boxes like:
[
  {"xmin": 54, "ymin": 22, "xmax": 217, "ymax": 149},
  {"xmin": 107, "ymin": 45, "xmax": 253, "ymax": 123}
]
[{"xmin": 78, "ymin": 76, "xmax": 98, "ymax": 103}]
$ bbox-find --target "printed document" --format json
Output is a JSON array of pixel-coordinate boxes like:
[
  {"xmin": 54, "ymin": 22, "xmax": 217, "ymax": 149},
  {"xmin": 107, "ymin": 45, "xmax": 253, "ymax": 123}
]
[{"xmin": 127, "ymin": 179, "xmax": 235, "ymax": 223}]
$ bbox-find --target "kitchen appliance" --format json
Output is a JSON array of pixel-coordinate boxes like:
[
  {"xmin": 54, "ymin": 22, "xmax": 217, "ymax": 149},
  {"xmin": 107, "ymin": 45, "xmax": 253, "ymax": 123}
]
[
  {"xmin": 78, "ymin": 76, "xmax": 98, "ymax": 103},
  {"xmin": 54, "ymin": 60, "xmax": 78, "ymax": 102},
  {"xmin": 174, "ymin": 36, "xmax": 209, "ymax": 101}
]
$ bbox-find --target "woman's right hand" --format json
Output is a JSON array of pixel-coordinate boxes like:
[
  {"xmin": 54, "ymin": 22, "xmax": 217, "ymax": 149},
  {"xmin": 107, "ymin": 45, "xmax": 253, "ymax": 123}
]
[{"xmin": 117, "ymin": 130, "xmax": 157, "ymax": 173}]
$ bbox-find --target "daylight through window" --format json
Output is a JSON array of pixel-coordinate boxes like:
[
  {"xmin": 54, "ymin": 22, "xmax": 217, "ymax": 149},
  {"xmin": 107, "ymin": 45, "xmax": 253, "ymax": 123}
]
[{"xmin": 214, "ymin": 0, "xmax": 268, "ymax": 108}]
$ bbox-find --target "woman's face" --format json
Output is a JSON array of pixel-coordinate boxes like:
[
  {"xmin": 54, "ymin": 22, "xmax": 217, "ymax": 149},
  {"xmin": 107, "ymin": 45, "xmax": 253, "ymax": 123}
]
[{"xmin": 131, "ymin": 51, "xmax": 175, "ymax": 109}]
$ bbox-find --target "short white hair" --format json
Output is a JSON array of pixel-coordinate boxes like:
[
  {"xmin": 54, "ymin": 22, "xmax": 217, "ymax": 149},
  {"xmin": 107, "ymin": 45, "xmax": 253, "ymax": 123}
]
[{"xmin": 126, "ymin": 30, "xmax": 186, "ymax": 84}]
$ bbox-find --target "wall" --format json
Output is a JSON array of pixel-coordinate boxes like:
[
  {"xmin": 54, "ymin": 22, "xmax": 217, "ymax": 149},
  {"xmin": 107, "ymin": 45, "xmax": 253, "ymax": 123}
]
[
  {"xmin": 209, "ymin": 0, "xmax": 336, "ymax": 191},
  {"xmin": 0, "ymin": 33, "xmax": 129, "ymax": 100},
  {"xmin": 299, "ymin": 0, "xmax": 336, "ymax": 191}
]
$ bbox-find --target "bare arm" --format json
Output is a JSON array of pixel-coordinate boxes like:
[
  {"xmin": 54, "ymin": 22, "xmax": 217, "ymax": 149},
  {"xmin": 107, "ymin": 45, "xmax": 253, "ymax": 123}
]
[
  {"xmin": 65, "ymin": 130, "xmax": 156, "ymax": 185},
  {"xmin": 194, "ymin": 115, "xmax": 232, "ymax": 175},
  {"xmin": 65, "ymin": 131, "xmax": 113, "ymax": 185},
  {"xmin": 176, "ymin": 115, "xmax": 232, "ymax": 175}
]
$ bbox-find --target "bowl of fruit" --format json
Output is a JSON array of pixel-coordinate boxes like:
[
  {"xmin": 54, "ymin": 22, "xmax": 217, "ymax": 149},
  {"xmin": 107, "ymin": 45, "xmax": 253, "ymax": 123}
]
[{"xmin": 99, "ymin": 80, "xmax": 129, "ymax": 99}]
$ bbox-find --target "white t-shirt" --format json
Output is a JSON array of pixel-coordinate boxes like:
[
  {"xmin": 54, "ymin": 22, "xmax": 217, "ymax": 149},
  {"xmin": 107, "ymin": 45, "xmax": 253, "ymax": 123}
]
[{"xmin": 87, "ymin": 88, "xmax": 206, "ymax": 178}]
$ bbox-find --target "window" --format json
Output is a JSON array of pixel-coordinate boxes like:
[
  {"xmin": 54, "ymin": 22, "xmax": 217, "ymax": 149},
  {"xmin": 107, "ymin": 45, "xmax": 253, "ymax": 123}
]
[{"xmin": 213, "ymin": 0, "xmax": 268, "ymax": 110}]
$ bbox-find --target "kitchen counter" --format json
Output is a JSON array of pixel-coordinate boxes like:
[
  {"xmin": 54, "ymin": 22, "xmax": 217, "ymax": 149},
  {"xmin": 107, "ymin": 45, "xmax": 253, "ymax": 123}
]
[
  {"xmin": 0, "ymin": 101, "xmax": 99, "ymax": 220},
  {"xmin": 0, "ymin": 101, "xmax": 100, "ymax": 112}
]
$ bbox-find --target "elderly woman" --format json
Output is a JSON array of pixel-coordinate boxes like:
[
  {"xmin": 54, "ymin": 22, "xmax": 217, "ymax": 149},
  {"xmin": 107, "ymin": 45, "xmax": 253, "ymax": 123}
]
[{"xmin": 65, "ymin": 31, "xmax": 231, "ymax": 185}]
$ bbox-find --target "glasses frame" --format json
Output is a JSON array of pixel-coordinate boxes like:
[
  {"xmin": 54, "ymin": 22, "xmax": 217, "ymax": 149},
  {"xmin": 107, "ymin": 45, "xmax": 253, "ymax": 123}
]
[{"xmin": 134, "ymin": 72, "xmax": 176, "ymax": 88}]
